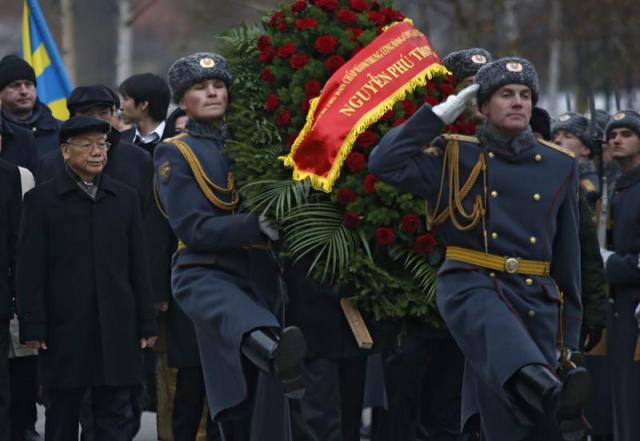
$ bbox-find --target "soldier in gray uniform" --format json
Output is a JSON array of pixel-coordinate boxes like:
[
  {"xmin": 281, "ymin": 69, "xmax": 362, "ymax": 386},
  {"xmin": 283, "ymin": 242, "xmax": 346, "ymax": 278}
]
[
  {"xmin": 153, "ymin": 52, "xmax": 306, "ymax": 441},
  {"xmin": 600, "ymin": 110, "xmax": 640, "ymax": 441},
  {"xmin": 369, "ymin": 57, "xmax": 589, "ymax": 441}
]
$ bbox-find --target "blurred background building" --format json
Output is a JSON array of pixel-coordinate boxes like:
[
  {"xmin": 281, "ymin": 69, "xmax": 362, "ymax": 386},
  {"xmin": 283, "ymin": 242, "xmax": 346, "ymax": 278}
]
[{"xmin": 1, "ymin": 0, "xmax": 639, "ymax": 115}]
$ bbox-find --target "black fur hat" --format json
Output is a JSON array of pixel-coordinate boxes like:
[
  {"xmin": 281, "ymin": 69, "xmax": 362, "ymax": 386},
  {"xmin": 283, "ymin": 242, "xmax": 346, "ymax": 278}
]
[
  {"xmin": 443, "ymin": 48, "xmax": 493, "ymax": 84},
  {"xmin": 168, "ymin": 52, "xmax": 232, "ymax": 104},
  {"xmin": 475, "ymin": 57, "xmax": 539, "ymax": 106}
]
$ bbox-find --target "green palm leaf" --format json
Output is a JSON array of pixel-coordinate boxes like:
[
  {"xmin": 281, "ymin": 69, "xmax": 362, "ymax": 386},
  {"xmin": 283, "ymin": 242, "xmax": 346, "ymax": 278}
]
[
  {"xmin": 389, "ymin": 246, "xmax": 437, "ymax": 301},
  {"xmin": 240, "ymin": 179, "xmax": 310, "ymax": 220}
]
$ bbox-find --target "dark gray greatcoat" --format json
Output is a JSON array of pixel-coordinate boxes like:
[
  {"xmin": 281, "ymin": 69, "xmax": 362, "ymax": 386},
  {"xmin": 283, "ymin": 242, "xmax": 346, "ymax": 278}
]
[
  {"xmin": 15, "ymin": 170, "xmax": 157, "ymax": 388},
  {"xmin": 605, "ymin": 166, "xmax": 640, "ymax": 441},
  {"xmin": 154, "ymin": 125, "xmax": 290, "ymax": 439},
  {"xmin": 369, "ymin": 105, "xmax": 581, "ymax": 441}
]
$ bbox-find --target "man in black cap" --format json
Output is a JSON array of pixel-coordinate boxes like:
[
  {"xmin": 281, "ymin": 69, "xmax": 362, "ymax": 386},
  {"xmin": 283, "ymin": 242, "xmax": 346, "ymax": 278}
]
[
  {"xmin": 37, "ymin": 84, "xmax": 170, "ymax": 438},
  {"xmin": 370, "ymin": 57, "xmax": 589, "ymax": 441},
  {"xmin": 0, "ymin": 55, "xmax": 61, "ymax": 155},
  {"xmin": 15, "ymin": 116, "xmax": 157, "ymax": 441},
  {"xmin": 600, "ymin": 110, "xmax": 640, "ymax": 441}
]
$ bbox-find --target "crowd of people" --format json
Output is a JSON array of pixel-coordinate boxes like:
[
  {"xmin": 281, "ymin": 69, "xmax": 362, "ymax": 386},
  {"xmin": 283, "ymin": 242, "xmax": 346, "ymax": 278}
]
[{"xmin": 0, "ymin": 38, "xmax": 638, "ymax": 441}]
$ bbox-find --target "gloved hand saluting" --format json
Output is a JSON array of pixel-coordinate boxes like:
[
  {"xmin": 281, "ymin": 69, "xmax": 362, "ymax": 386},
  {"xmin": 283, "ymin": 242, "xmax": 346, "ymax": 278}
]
[{"xmin": 432, "ymin": 83, "xmax": 479, "ymax": 125}]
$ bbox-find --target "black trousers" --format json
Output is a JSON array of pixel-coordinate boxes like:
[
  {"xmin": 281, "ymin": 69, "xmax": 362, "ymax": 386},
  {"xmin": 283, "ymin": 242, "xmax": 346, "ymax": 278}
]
[
  {"xmin": 299, "ymin": 356, "xmax": 367, "ymax": 441},
  {"xmin": 0, "ymin": 321, "xmax": 10, "ymax": 441},
  {"xmin": 173, "ymin": 367, "xmax": 220, "ymax": 441},
  {"xmin": 9, "ymin": 355, "xmax": 38, "ymax": 437},
  {"xmin": 44, "ymin": 385, "xmax": 135, "ymax": 441}
]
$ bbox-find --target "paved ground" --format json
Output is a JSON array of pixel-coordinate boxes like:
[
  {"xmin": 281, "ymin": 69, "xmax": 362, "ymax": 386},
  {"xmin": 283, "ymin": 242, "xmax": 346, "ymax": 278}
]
[{"xmin": 35, "ymin": 405, "xmax": 158, "ymax": 440}]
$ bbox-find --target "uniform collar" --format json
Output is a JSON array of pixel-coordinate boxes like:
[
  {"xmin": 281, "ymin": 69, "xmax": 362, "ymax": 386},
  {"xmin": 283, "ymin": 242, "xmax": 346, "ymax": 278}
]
[
  {"xmin": 614, "ymin": 165, "xmax": 640, "ymax": 191},
  {"xmin": 478, "ymin": 123, "xmax": 537, "ymax": 158},
  {"xmin": 185, "ymin": 119, "xmax": 228, "ymax": 142}
]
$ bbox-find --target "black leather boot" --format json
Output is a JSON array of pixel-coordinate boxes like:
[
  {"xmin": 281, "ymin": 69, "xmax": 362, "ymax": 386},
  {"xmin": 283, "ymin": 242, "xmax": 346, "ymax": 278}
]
[
  {"xmin": 241, "ymin": 326, "xmax": 306, "ymax": 399},
  {"xmin": 506, "ymin": 364, "xmax": 591, "ymax": 441}
]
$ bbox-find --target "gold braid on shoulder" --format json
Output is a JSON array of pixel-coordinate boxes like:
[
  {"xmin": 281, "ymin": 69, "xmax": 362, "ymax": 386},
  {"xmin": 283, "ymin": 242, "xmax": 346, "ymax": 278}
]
[{"xmin": 426, "ymin": 137, "xmax": 487, "ymax": 233}]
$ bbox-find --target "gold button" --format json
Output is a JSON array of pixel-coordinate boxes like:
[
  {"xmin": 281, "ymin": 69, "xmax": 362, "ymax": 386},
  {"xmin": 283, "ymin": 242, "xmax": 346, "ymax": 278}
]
[
  {"xmin": 533, "ymin": 193, "xmax": 541, "ymax": 201},
  {"xmin": 525, "ymin": 278, "xmax": 533, "ymax": 286},
  {"xmin": 530, "ymin": 236, "xmax": 537, "ymax": 244},
  {"xmin": 489, "ymin": 272, "xmax": 496, "ymax": 278},
  {"xmin": 488, "ymin": 152, "xmax": 495, "ymax": 159},
  {"xmin": 491, "ymin": 232, "xmax": 498, "ymax": 240},
  {"xmin": 491, "ymin": 190, "xmax": 498, "ymax": 198},
  {"xmin": 528, "ymin": 310, "xmax": 536, "ymax": 317},
  {"xmin": 535, "ymin": 154, "xmax": 542, "ymax": 162}
]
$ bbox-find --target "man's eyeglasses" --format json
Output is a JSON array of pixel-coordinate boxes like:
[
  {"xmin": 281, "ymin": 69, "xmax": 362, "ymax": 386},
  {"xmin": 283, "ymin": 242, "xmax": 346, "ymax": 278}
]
[{"xmin": 65, "ymin": 141, "xmax": 111, "ymax": 151}]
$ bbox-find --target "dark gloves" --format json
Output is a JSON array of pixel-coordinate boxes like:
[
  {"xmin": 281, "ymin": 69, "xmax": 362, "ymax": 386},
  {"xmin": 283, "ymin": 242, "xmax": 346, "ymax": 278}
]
[{"xmin": 581, "ymin": 326, "xmax": 604, "ymax": 353}]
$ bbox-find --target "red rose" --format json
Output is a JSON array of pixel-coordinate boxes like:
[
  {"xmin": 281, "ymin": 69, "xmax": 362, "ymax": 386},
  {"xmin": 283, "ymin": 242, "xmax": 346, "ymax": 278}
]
[
  {"xmin": 277, "ymin": 42, "xmax": 296, "ymax": 58},
  {"xmin": 336, "ymin": 187, "xmax": 357, "ymax": 205},
  {"xmin": 392, "ymin": 117, "xmax": 406, "ymax": 127},
  {"xmin": 367, "ymin": 11, "xmax": 386, "ymax": 26},
  {"xmin": 269, "ymin": 11, "xmax": 286, "ymax": 26},
  {"xmin": 381, "ymin": 109, "xmax": 394, "ymax": 121},
  {"xmin": 380, "ymin": 7, "xmax": 404, "ymax": 21},
  {"xmin": 261, "ymin": 68, "xmax": 275, "ymax": 83},
  {"xmin": 291, "ymin": 0, "xmax": 307, "ymax": 12},
  {"xmin": 346, "ymin": 27, "xmax": 364, "ymax": 41},
  {"xmin": 290, "ymin": 53, "xmax": 310, "ymax": 70},
  {"xmin": 415, "ymin": 233, "xmax": 437, "ymax": 254},
  {"xmin": 287, "ymin": 131, "xmax": 300, "ymax": 146},
  {"xmin": 336, "ymin": 8, "xmax": 358, "ymax": 24},
  {"xmin": 400, "ymin": 214, "xmax": 421, "ymax": 233},
  {"xmin": 259, "ymin": 46, "xmax": 275, "ymax": 63},
  {"xmin": 345, "ymin": 151, "xmax": 366, "ymax": 172},
  {"xmin": 324, "ymin": 55, "xmax": 345, "ymax": 72},
  {"xmin": 264, "ymin": 94, "xmax": 280, "ymax": 112},
  {"xmin": 465, "ymin": 120, "xmax": 477, "ymax": 134},
  {"xmin": 343, "ymin": 211, "xmax": 361, "ymax": 229},
  {"xmin": 363, "ymin": 174, "xmax": 377, "ymax": 193},
  {"xmin": 295, "ymin": 17, "xmax": 318, "ymax": 29},
  {"xmin": 315, "ymin": 0, "xmax": 338, "ymax": 11},
  {"xmin": 300, "ymin": 95, "xmax": 312, "ymax": 112},
  {"xmin": 402, "ymin": 100, "xmax": 418, "ymax": 117},
  {"xmin": 356, "ymin": 130, "xmax": 379, "ymax": 149},
  {"xmin": 446, "ymin": 124, "xmax": 458, "ymax": 134},
  {"xmin": 424, "ymin": 96, "xmax": 439, "ymax": 106},
  {"xmin": 375, "ymin": 227, "xmax": 396, "ymax": 247},
  {"xmin": 440, "ymin": 82, "xmax": 454, "ymax": 97},
  {"xmin": 304, "ymin": 80, "xmax": 322, "ymax": 96},
  {"xmin": 257, "ymin": 35, "xmax": 271, "ymax": 50},
  {"xmin": 315, "ymin": 35, "xmax": 338, "ymax": 54},
  {"xmin": 349, "ymin": 0, "xmax": 370, "ymax": 12},
  {"xmin": 425, "ymin": 82, "xmax": 436, "ymax": 94},
  {"xmin": 276, "ymin": 110, "xmax": 291, "ymax": 128},
  {"xmin": 276, "ymin": 20, "xmax": 288, "ymax": 31}
]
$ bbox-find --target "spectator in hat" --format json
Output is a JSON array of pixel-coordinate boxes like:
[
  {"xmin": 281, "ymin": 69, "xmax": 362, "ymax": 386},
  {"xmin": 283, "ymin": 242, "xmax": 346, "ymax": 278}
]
[
  {"xmin": 0, "ymin": 55, "xmax": 61, "ymax": 155},
  {"xmin": 15, "ymin": 116, "xmax": 157, "ymax": 441},
  {"xmin": 118, "ymin": 73, "xmax": 171, "ymax": 153}
]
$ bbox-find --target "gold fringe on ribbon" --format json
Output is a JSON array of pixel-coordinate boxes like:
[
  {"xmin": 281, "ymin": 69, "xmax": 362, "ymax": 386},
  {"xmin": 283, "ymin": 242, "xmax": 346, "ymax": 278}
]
[{"xmin": 281, "ymin": 62, "xmax": 450, "ymax": 193}]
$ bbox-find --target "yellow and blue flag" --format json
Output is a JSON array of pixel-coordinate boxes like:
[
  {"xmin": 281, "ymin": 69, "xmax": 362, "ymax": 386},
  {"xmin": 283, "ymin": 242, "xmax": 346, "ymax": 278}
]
[{"xmin": 21, "ymin": 0, "xmax": 73, "ymax": 120}]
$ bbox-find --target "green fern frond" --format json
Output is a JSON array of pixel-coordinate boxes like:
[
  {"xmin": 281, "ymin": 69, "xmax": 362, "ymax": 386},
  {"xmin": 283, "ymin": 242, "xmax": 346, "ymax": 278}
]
[{"xmin": 240, "ymin": 179, "xmax": 310, "ymax": 220}]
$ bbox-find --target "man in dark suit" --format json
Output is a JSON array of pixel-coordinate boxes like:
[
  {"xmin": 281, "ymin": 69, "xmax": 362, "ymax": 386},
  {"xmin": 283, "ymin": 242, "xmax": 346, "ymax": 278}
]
[
  {"xmin": 15, "ymin": 116, "xmax": 158, "ymax": 441},
  {"xmin": 118, "ymin": 73, "xmax": 171, "ymax": 154},
  {"xmin": 0, "ymin": 153, "xmax": 21, "ymax": 441}
]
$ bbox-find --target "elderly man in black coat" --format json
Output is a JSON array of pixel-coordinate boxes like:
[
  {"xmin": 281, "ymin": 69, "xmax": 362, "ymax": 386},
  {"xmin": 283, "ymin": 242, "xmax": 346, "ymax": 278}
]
[
  {"xmin": 0, "ymin": 156, "xmax": 21, "ymax": 441},
  {"xmin": 15, "ymin": 116, "xmax": 157, "ymax": 441}
]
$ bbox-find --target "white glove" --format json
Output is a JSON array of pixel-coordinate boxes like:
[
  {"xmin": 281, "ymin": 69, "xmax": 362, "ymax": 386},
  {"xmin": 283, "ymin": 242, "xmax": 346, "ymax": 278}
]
[
  {"xmin": 431, "ymin": 83, "xmax": 479, "ymax": 125},
  {"xmin": 600, "ymin": 248, "xmax": 614, "ymax": 265},
  {"xmin": 259, "ymin": 214, "xmax": 280, "ymax": 241},
  {"xmin": 635, "ymin": 302, "xmax": 640, "ymax": 327}
]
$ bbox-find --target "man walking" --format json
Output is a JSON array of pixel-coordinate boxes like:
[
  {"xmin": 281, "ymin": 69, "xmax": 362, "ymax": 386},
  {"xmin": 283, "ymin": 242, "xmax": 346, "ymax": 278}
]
[{"xmin": 370, "ymin": 58, "xmax": 588, "ymax": 441}]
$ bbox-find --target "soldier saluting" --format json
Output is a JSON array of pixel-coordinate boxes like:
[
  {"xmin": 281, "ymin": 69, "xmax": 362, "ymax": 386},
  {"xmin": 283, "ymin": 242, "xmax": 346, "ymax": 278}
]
[
  {"xmin": 153, "ymin": 52, "xmax": 306, "ymax": 440},
  {"xmin": 369, "ymin": 58, "xmax": 589, "ymax": 441}
]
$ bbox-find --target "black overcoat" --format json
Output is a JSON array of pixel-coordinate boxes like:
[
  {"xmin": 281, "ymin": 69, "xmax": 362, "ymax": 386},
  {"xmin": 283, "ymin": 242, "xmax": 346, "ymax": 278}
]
[
  {"xmin": 0, "ymin": 159, "xmax": 21, "ymax": 321},
  {"xmin": 15, "ymin": 170, "xmax": 157, "ymax": 388}
]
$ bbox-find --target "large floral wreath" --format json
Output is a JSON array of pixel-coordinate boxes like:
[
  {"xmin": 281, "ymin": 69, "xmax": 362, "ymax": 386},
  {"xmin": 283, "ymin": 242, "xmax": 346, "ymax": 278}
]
[{"xmin": 219, "ymin": 0, "xmax": 475, "ymax": 322}]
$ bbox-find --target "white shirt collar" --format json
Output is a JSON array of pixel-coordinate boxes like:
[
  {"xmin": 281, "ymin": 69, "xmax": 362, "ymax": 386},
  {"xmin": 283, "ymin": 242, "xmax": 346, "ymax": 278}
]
[{"xmin": 134, "ymin": 121, "xmax": 166, "ymax": 144}]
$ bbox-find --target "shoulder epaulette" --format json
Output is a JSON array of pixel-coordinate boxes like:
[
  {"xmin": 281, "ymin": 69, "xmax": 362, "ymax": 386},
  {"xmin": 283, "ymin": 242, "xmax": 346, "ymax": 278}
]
[
  {"xmin": 538, "ymin": 139, "xmax": 575, "ymax": 158},
  {"xmin": 441, "ymin": 133, "xmax": 480, "ymax": 144},
  {"xmin": 163, "ymin": 132, "xmax": 189, "ymax": 144}
]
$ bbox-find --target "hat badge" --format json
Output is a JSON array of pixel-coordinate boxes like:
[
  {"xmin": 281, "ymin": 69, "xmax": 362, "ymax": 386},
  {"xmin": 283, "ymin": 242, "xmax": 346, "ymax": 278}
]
[
  {"xmin": 199, "ymin": 57, "xmax": 216, "ymax": 69},
  {"xmin": 506, "ymin": 62, "xmax": 523, "ymax": 72},
  {"xmin": 559, "ymin": 114, "xmax": 571, "ymax": 122},
  {"xmin": 471, "ymin": 54, "xmax": 487, "ymax": 64},
  {"xmin": 613, "ymin": 112, "xmax": 626, "ymax": 121}
]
